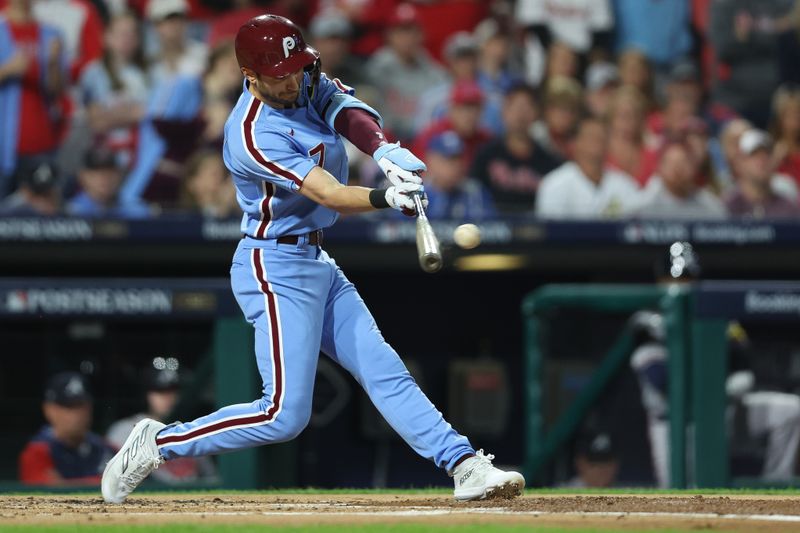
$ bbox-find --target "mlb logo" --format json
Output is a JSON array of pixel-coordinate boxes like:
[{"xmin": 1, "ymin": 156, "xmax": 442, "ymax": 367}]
[{"xmin": 5, "ymin": 290, "xmax": 29, "ymax": 313}]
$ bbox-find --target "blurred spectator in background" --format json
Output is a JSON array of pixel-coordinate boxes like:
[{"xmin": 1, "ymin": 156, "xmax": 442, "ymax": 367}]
[
  {"xmin": 709, "ymin": 0, "xmax": 795, "ymax": 128},
  {"xmin": 606, "ymin": 85, "xmax": 659, "ymax": 187},
  {"xmin": 646, "ymin": 62, "xmax": 702, "ymax": 144},
  {"xmin": 543, "ymin": 40, "xmax": 579, "ymax": 84},
  {"xmin": 147, "ymin": 0, "xmax": 208, "ymax": 81},
  {"xmin": 365, "ymin": 3, "xmax": 446, "ymax": 141},
  {"xmin": 634, "ymin": 141, "xmax": 726, "ymax": 219},
  {"xmin": 201, "ymin": 41, "xmax": 241, "ymax": 149},
  {"xmin": 107, "ymin": 360, "xmax": 217, "ymax": 484},
  {"xmin": 715, "ymin": 117, "xmax": 752, "ymax": 193},
  {"xmin": 470, "ymin": 83, "xmax": 560, "ymax": 214},
  {"xmin": 206, "ymin": 0, "xmax": 270, "ymax": 49},
  {"xmin": 777, "ymin": 3, "xmax": 800, "ymax": 85},
  {"xmin": 474, "ymin": 17, "xmax": 520, "ymax": 135},
  {"xmin": 770, "ymin": 84, "xmax": 800, "ymax": 188},
  {"xmin": 536, "ymin": 117, "xmax": 639, "ymax": 219},
  {"xmin": 413, "ymin": 80, "xmax": 491, "ymax": 168},
  {"xmin": 415, "ymin": 31, "xmax": 479, "ymax": 135},
  {"xmin": 421, "ymin": 131, "xmax": 495, "ymax": 221},
  {"xmin": 18, "ymin": 372, "xmax": 113, "ymax": 485},
  {"xmin": 78, "ymin": 10, "xmax": 148, "ymax": 169},
  {"xmin": 0, "ymin": 158, "xmax": 61, "ymax": 215},
  {"xmin": 0, "ymin": 0, "xmax": 66, "ymax": 196},
  {"xmin": 32, "ymin": 0, "xmax": 103, "ymax": 81},
  {"xmin": 617, "ymin": 48, "xmax": 654, "ymax": 108},
  {"xmin": 612, "ymin": 0, "xmax": 692, "ymax": 77},
  {"xmin": 584, "ymin": 61, "xmax": 619, "ymax": 118},
  {"xmin": 516, "ymin": 0, "xmax": 613, "ymax": 85},
  {"xmin": 180, "ymin": 149, "xmax": 238, "ymax": 218},
  {"xmin": 531, "ymin": 76, "xmax": 583, "ymax": 162},
  {"xmin": 67, "ymin": 145, "xmax": 150, "ymax": 218},
  {"xmin": 726, "ymin": 129, "xmax": 799, "ymax": 218},
  {"xmin": 562, "ymin": 425, "xmax": 619, "ymax": 488},
  {"xmin": 308, "ymin": 11, "xmax": 363, "ymax": 88}
]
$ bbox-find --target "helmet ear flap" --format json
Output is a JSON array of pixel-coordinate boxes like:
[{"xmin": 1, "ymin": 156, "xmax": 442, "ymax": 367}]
[{"xmin": 305, "ymin": 58, "xmax": 321, "ymax": 100}]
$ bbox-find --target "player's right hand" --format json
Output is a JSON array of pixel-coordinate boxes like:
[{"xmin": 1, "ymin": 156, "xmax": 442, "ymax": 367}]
[{"xmin": 385, "ymin": 181, "xmax": 427, "ymax": 215}]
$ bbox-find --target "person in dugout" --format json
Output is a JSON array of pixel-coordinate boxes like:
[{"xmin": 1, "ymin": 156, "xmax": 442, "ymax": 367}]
[{"xmin": 18, "ymin": 372, "xmax": 114, "ymax": 485}]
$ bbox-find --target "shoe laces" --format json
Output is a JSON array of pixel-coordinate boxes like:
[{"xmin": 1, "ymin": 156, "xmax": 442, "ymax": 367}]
[
  {"xmin": 120, "ymin": 454, "xmax": 164, "ymax": 493},
  {"xmin": 466, "ymin": 449, "xmax": 497, "ymax": 476}
]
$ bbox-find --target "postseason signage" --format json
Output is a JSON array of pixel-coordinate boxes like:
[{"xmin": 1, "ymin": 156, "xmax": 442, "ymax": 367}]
[
  {"xmin": 0, "ymin": 280, "xmax": 236, "ymax": 318},
  {"xmin": 695, "ymin": 281, "xmax": 800, "ymax": 320}
]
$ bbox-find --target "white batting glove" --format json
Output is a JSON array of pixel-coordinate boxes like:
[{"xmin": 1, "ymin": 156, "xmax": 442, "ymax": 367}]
[
  {"xmin": 374, "ymin": 143, "xmax": 425, "ymax": 187},
  {"xmin": 385, "ymin": 181, "xmax": 428, "ymax": 215}
]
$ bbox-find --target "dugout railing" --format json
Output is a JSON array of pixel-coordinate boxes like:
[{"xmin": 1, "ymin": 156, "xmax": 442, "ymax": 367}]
[{"xmin": 522, "ymin": 282, "xmax": 800, "ymax": 489}]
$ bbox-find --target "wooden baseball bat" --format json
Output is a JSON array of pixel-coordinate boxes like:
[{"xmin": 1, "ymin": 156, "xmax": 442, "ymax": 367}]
[{"xmin": 413, "ymin": 193, "xmax": 442, "ymax": 273}]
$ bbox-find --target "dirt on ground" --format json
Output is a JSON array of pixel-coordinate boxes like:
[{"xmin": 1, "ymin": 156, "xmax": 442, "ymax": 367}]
[{"xmin": 2, "ymin": 493, "xmax": 800, "ymax": 531}]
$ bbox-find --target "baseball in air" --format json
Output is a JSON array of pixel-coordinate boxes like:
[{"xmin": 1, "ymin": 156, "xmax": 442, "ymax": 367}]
[{"xmin": 453, "ymin": 224, "xmax": 481, "ymax": 249}]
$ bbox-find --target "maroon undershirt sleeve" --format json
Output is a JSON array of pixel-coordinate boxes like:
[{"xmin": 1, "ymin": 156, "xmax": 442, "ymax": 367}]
[{"xmin": 333, "ymin": 107, "xmax": 387, "ymax": 156}]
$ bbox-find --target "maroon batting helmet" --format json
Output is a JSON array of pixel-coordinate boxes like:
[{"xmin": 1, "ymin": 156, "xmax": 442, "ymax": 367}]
[{"xmin": 235, "ymin": 14, "xmax": 320, "ymax": 79}]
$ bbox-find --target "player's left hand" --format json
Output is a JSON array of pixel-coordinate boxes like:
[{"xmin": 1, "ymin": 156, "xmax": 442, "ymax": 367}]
[{"xmin": 373, "ymin": 143, "xmax": 426, "ymax": 187}]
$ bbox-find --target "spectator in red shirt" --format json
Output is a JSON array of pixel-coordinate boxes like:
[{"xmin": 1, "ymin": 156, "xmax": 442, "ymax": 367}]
[
  {"xmin": 18, "ymin": 372, "xmax": 113, "ymax": 486},
  {"xmin": 32, "ymin": 0, "xmax": 103, "ymax": 82},
  {"xmin": 0, "ymin": 0, "xmax": 66, "ymax": 195},
  {"xmin": 770, "ymin": 84, "xmax": 800, "ymax": 188},
  {"xmin": 412, "ymin": 80, "xmax": 492, "ymax": 168}
]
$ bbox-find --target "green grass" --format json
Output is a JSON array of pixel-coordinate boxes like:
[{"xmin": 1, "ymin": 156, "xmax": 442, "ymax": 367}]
[{"xmin": 0, "ymin": 526, "xmax": 743, "ymax": 533}]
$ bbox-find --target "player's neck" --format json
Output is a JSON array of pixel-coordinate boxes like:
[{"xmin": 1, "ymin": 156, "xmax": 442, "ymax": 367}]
[{"xmin": 248, "ymin": 81, "xmax": 297, "ymax": 110}]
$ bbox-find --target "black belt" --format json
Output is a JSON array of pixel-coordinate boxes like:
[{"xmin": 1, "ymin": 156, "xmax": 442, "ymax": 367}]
[{"xmin": 247, "ymin": 230, "xmax": 323, "ymax": 246}]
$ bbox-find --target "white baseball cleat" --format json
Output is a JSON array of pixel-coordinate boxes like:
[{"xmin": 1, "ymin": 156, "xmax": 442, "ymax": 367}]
[
  {"xmin": 452, "ymin": 449, "xmax": 525, "ymax": 501},
  {"xmin": 102, "ymin": 418, "xmax": 166, "ymax": 503}
]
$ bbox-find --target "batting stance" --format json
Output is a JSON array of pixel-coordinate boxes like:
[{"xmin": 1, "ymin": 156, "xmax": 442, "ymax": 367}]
[{"xmin": 102, "ymin": 15, "xmax": 524, "ymax": 503}]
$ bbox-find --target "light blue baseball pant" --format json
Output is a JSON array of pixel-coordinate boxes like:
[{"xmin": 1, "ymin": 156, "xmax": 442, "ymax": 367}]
[{"xmin": 155, "ymin": 236, "xmax": 474, "ymax": 472}]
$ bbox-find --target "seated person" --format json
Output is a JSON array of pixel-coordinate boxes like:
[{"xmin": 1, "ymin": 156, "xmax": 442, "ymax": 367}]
[
  {"xmin": 106, "ymin": 360, "xmax": 217, "ymax": 484},
  {"xmin": 536, "ymin": 117, "xmax": 639, "ymax": 219},
  {"xmin": 420, "ymin": 131, "xmax": 495, "ymax": 221},
  {"xmin": 67, "ymin": 146, "xmax": 151, "ymax": 218},
  {"xmin": 179, "ymin": 149, "xmax": 239, "ymax": 218},
  {"xmin": 0, "ymin": 159, "xmax": 61, "ymax": 216},
  {"xmin": 634, "ymin": 142, "xmax": 727, "ymax": 219},
  {"xmin": 18, "ymin": 372, "xmax": 114, "ymax": 485}
]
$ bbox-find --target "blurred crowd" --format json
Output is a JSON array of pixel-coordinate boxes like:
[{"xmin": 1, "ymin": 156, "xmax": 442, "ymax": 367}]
[{"xmin": 2, "ymin": 0, "xmax": 800, "ymax": 221}]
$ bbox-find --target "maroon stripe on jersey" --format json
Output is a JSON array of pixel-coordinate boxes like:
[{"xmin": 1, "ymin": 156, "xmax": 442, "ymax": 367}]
[
  {"xmin": 242, "ymin": 98, "xmax": 303, "ymax": 187},
  {"xmin": 155, "ymin": 249, "xmax": 283, "ymax": 447},
  {"xmin": 255, "ymin": 181, "xmax": 274, "ymax": 239}
]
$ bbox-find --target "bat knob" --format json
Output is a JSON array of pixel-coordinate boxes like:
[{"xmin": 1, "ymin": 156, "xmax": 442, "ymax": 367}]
[{"xmin": 420, "ymin": 252, "xmax": 443, "ymax": 273}]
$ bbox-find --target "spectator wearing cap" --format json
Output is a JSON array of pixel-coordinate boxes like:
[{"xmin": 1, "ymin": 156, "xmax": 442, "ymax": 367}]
[
  {"xmin": 147, "ymin": 0, "xmax": 208, "ymax": 81},
  {"xmin": 414, "ymin": 31, "xmax": 480, "ymax": 134},
  {"xmin": 0, "ymin": 158, "xmax": 61, "ymax": 215},
  {"xmin": 308, "ymin": 11, "xmax": 364, "ymax": 88},
  {"xmin": 612, "ymin": 0, "xmax": 692, "ymax": 71},
  {"xmin": 634, "ymin": 141, "xmax": 727, "ymax": 219},
  {"xmin": 412, "ymin": 80, "xmax": 492, "ymax": 169},
  {"xmin": 18, "ymin": 372, "xmax": 113, "ymax": 485},
  {"xmin": 725, "ymin": 129, "xmax": 799, "ymax": 218},
  {"xmin": 0, "ymin": 0, "xmax": 67, "ymax": 196},
  {"xmin": 365, "ymin": 3, "xmax": 447, "ymax": 141},
  {"xmin": 516, "ymin": 0, "xmax": 613, "ymax": 85},
  {"xmin": 470, "ymin": 83, "xmax": 560, "ymax": 214},
  {"xmin": 584, "ymin": 61, "xmax": 620, "ymax": 118},
  {"xmin": 770, "ymin": 84, "xmax": 800, "ymax": 188},
  {"xmin": 420, "ymin": 131, "xmax": 495, "ymax": 221},
  {"xmin": 536, "ymin": 117, "xmax": 639, "ymax": 219},
  {"xmin": 562, "ymin": 425, "xmax": 619, "ymax": 488},
  {"xmin": 78, "ymin": 11, "xmax": 149, "ymax": 170},
  {"xmin": 531, "ymin": 76, "xmax": 583, "ymax": 162},
  {"xmin": 606, "ymin": 86, "xmax": 659, "ymax": 187},
  {"xmin": 106, "ymin": 361, "xmax": 217, "ymax": 484},
  {"xmin": 67, "ymin": 146, "xmax": 150, "ymax": 218},
  {"xmin": 709, "ymin": 0, "xmax": 795, "ymax": 129}
]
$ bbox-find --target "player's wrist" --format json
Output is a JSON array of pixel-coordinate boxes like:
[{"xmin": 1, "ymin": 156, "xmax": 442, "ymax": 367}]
[{"xmin": 369, "ymin": 188, "xmax": 390, "ymax": 209}]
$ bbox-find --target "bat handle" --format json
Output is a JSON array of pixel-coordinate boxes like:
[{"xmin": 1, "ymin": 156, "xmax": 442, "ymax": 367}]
[{"xmin": 412, "ymin": 192, "xmax": 427, "ymax": 219}]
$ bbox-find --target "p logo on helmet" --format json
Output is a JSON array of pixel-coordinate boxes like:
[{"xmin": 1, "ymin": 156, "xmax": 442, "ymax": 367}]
[{"xmin": 282, "ymin": 36, "xmax": 296, "ymax": 58}]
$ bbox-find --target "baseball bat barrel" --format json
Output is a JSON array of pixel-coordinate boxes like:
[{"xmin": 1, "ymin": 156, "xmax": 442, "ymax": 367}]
[{"xmin": 413, "ymin": 193, "xmax": 443, "ymax": 273}]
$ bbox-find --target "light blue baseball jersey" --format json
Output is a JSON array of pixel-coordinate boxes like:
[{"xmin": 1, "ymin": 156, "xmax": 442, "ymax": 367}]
[{"xmin": 223, "ymin": 73, "xmax": 380, "ymax": 238}]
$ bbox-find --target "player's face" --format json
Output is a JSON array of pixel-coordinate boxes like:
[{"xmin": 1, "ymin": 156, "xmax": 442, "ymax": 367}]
[{"xmin": 250, "ymin": 68, "xmax": 304, "ymax": 107}]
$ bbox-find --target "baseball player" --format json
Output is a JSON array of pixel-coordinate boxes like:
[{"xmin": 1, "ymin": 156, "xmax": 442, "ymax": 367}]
[{"xmin": 101, "ymin": 14, "xmax": 524, "ymax": 503}]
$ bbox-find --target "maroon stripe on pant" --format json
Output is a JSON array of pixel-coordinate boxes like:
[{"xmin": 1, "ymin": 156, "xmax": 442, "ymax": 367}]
[{"xmin": 155, "ymin": 249, "xmax": 283, "ymax": 447}]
